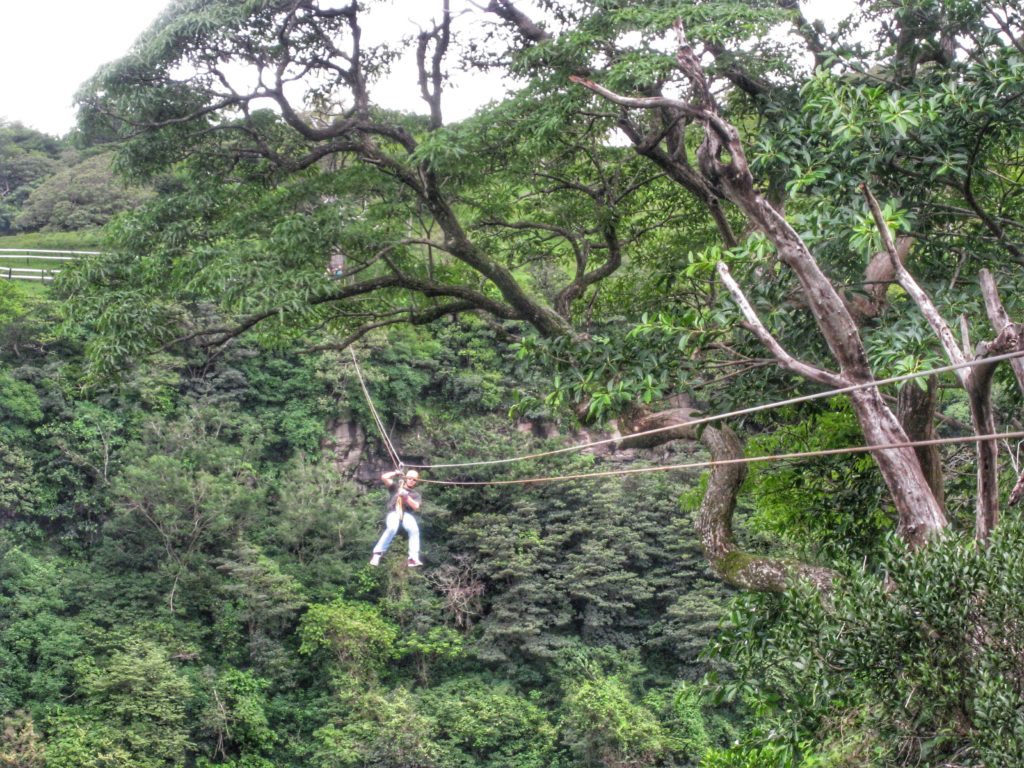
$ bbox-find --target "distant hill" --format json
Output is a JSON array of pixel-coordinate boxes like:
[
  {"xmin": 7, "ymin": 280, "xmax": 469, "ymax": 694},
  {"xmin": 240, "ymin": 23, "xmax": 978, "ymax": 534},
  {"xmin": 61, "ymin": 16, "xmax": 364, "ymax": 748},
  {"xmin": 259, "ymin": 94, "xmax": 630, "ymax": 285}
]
[{"xmin": 1, "ymin": 120, "xmax": 149, "ymax": 235}]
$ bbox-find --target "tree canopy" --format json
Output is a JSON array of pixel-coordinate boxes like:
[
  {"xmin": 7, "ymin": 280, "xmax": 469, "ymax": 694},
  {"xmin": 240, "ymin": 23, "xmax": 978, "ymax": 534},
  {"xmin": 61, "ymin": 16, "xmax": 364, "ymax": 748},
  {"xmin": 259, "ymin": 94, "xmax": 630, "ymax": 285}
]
[
  {"xmin": 68, "ymin": 0, "xmax": 1024, "ymax": 569},
  {"xmin": 0, "ymin": 121, "xmax": 149, "ymax": 235}
]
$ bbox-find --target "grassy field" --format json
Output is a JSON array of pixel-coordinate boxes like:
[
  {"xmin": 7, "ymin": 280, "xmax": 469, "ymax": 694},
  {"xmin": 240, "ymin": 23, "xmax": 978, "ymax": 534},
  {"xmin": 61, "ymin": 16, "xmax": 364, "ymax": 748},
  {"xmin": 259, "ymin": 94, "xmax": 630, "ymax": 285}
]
[
  {"xmin": 0, "ymin": 257, "xmax": 68, "ymax": 274},
  {"xmin": 0, "ymin": 230, "xmax": 104, "ymax": 251},
  {"xmin": 0, "ymin": 231, "xmax": 99, "ymax": 286}
]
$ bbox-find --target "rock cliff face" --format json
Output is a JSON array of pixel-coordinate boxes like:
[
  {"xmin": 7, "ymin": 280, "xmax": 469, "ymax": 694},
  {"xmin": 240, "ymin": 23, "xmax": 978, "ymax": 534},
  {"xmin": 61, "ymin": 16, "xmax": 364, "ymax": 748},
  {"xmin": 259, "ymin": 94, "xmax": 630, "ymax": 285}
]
[{"xmin": 321, "ymin": 419, "xmax": 366, "ymax": 480}]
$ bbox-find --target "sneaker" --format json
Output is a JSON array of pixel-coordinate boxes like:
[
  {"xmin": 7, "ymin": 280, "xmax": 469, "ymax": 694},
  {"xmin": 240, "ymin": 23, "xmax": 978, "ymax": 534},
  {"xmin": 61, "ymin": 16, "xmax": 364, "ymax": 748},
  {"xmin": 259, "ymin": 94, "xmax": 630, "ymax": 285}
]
[
  {"xmin": 407, "ymin": 557, "xmax": 423, "ymax": 568},
  {"xmin": 369, "ymin": 553, "xmax": 382, "ymax": 566}
]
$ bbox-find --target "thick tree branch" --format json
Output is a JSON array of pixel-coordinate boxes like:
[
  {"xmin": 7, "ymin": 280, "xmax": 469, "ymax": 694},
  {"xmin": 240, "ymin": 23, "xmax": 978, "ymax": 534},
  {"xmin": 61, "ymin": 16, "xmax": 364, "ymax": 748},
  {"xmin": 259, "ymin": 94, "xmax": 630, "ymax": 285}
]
[
  {"xmin": 717, "ymin": 262, "xmax": 844, "ymax": 389},
  {"xmin": 575, "ymin": 45, "xmax": 950, "ymax": 546},
  {"xmin": 863, "ymin": 185, "xmax": 969, "ymax": 380},
  {"xmin": 697, "ymin": 425, "xmax": 835, "ymax": 592},
  {"xmin": 554, "ymin": 222, "xmax": 622, "ymax": 318},
  {"xmin": 306, "ymin": 300, "xmax": 480, "ymax": 353},
  {"xmin": 417, "ymin": 0, "xmax": 451, "ymax": 129},
  {"xmin": 181, "ymin": 268, "xmax": 525, "ymax": 352},
  {"xmin": 617, "ymin": 115, "xmax": 739, "ymax": 248},
  {"xmin": 483, "ymin": 0, "xmax": 552, "ymax": 43},
  {"xmin": 980, "ymin": 268, "xmax": 1024, "ymax": 397}
]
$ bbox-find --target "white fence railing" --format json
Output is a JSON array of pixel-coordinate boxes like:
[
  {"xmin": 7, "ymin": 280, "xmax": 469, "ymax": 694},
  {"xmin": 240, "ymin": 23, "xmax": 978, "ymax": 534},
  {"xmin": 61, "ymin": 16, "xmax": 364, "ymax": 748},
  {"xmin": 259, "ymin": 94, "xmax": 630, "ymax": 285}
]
[{"xmin": 0, "ymin": 249, "xmax": 101, "ymax": 282}]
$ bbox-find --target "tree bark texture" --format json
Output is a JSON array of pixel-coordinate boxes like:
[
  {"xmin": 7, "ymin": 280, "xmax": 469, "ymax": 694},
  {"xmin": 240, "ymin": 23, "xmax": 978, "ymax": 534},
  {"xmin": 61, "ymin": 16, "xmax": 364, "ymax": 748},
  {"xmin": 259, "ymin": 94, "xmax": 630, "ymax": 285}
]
[
  {"xmin": 616, "ymin": 403, "xmax": 700, "ymax": 449},
  {"xmin": 897, "ymin": 377, "xmax": 945, "ymax": 514},
  {"xmin": 697, "ymin": 425, "xmax": 834, "ymax": 592}
]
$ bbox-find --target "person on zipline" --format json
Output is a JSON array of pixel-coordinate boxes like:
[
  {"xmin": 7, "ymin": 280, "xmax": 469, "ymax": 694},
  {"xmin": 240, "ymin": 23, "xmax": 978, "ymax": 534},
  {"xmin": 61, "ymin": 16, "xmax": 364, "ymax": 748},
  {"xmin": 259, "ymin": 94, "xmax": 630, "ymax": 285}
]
[{"xmin": 370, "ymin": 469, "xmax": 423, "ymax": 567}]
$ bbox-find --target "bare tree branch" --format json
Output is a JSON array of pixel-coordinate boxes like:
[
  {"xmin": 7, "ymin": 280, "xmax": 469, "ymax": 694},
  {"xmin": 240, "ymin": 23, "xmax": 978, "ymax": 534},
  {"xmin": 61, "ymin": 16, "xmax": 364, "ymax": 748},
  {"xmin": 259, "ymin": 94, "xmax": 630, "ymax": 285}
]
[
  {"xmin": 717, "ymin": 262, "xmax": 843, "ymax": 389},
  {"xmin": 417, "ymin": 0, "xmax": 451, "ymax": 129},
  {"xmin": 863, "ymin": 185, "xmax": 970, "ymax": 378},
  {"xmin": 980, "ymin": 268, "xmax": 1024, "ymax": 397}
]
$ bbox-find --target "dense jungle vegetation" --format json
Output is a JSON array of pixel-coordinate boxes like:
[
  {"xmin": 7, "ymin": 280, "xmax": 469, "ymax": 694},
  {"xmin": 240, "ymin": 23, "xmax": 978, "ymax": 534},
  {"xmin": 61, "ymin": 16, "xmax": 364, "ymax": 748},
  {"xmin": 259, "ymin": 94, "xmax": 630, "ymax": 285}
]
[
  {"xmin": 0, "ymin": 121, "xmax": 149, "ymax": 239},
  {"xmin": 3, "ymin": 0, "xmax": 1024, "ymax": 765},
  {"xmin": 0, "ymin": 291, "xmax": 732, "ymax": 766}
]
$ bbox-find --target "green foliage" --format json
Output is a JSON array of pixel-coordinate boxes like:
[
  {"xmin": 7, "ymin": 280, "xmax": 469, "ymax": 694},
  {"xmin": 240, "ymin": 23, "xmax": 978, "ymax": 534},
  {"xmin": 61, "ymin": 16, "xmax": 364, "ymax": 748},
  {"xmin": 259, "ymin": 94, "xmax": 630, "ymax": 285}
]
[
  {"xmin": 0, "ymin": 369, "xmax": 43, "ymax": 435},
  {"xmin": 42, "ymin": 711, "xmax": 135, "ymax": 768},
  {"xmin": 267, "ymin": 453, "xmax": 376, "ymax": 568},
  {"xmin": 196, "ymin": 668, "xmax": 277, "ymax": 760},
  {"xmin": 425, "ymin": 677, "xmax": 559, "ymax": 768},
  {"xmin": 104, "ymin": 406, "xmax": 267, "ymax": 610},
  {"xmin": 559, "ymin": 673, "xmax": 671, "ymax": 767},
  {"xmin": 5, "ymin": 2, "xmax": 1024, "ymax": 765},
  {"xmin": 710, "ymin": 522, "xmax": 1024, "ymax": 766},
  {"xmin": 217, "ymin": 540, "xmax": 306, "ymax": 637},
  {"xmin": 0, "ymin": 550, "xmax": 86, "ymax": 712},
  {"xmin": 436, "ymin": 458, "xmax": 726, "ymax": 670},
  {"xmin": 0, "ymin": 122, "xmax": 61, "ymax": 234},
  {"xmin": 0, "ymin": 442, "xmax": 43, "ymax": 522},
  {"xmin": 0, "ymin": 277, "xmax": 740, "ymax": 767},
  {"xmin": 298, "ymin": 597, "xmax": 400, "ymax": 677},
  {"xmin": 512, "ymin": 323, "xmax": 695, "ymax": 424},
  {"xmin": 0, "ymin": 280, "xmax": 29, "ymax": 329},
  {"xmin": 236, "ymin": 353, "xmax": 335, "ymax": 456},
  {"xmin": 13, "ymin": 152, "xmax": 152, "ymax": 233},
  {"xmin": 310, "ymin": 687, "xmax": 444, "ymax": 768},
  {"xmin": 744, "ymin": 401, "xmax": 890, "ymax": 558},
  {"xmin": 62, "ymin": 639, "xmax": 194, "ymax": 767}
]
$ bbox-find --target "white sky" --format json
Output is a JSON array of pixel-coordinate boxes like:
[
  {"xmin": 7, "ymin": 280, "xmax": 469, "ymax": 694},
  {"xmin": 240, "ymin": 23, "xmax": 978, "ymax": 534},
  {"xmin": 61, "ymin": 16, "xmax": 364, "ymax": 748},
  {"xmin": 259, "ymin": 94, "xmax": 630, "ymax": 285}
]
[
  {"xmin": 1, "ymin": 0, "xmax": 171, "ymax": 136},
  {"xmin": 0, "ymin": 0, "xmax": 852, "ymax": 138}
]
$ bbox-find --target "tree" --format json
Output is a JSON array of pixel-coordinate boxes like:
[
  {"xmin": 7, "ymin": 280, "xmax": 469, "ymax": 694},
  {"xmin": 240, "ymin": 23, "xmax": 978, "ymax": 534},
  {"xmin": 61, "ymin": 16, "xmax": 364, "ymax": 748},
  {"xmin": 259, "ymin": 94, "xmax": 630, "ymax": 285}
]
[
  {"xmin": 0, "ymin": 710, "xmax": 46, "ymax": 768},
  {"xmin": 12, "ymin": 151, "xmax": 151, "ymax": 232},
  {"xmin": 70, "ymin": 0, "xmax": 1024, "ymax": 588},
  {"xmin": 108, "ymin": 406, "xmax": 267, "ymax": 612},
  {"xmin": 566, "ymin": 3, "xmax": 1024, "ymax": 559},
  {"xmin": 0, "ymin": 121, "xmax": 61, "ymax": 233},
  {"xmin": 65, "ymin": 640, "xmax": 194, "ymax": 768}
]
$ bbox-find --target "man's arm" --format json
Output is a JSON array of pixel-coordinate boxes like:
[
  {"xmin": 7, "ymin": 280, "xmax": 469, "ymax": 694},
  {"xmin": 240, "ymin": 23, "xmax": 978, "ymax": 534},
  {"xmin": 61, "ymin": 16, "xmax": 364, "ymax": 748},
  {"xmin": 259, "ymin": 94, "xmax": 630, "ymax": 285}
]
[{"xmin": 381, "ymin": 469, "xmax": 401, "ymax": 487}]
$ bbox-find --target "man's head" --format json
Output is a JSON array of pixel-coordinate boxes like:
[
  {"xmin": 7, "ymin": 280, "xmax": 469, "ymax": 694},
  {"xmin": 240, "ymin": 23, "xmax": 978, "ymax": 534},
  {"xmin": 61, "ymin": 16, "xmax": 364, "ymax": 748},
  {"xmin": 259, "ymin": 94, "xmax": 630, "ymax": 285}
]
[{"xmin": 405, "ymin": 469, "xmax": 419, "ymax": 486}]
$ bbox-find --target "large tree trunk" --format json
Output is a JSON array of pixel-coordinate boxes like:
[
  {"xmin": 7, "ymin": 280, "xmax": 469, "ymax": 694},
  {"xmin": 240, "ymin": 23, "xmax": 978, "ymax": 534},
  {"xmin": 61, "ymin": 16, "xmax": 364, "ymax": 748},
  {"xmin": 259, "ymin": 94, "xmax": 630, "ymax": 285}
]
[
  {"xmin": 898, "ymin": 377, "xmax": 945, "ymax": 514},
  {"xmin": 697, "ymin": 426, "xmax": 834, "ymax": 592}
]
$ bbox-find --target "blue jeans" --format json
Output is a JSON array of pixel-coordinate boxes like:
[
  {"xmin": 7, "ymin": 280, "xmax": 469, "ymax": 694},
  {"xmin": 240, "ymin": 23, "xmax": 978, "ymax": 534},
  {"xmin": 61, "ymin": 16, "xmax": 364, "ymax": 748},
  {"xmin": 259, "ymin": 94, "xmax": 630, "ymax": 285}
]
[{"xmin": 373, "ymin": 511, "xmax": 420, "ymax": 560}]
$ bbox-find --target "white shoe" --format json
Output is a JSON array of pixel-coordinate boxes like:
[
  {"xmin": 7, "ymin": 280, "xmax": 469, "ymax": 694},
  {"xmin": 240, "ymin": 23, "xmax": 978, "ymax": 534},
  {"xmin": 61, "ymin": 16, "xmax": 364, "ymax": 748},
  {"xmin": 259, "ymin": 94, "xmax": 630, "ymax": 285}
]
[
  {"xmin": 407, "ymin": 557, "xmax": 423, "ymax": 567},
  {"xmin": 370, "ymin": 553, "xmax": 382, "ymax": 566}
]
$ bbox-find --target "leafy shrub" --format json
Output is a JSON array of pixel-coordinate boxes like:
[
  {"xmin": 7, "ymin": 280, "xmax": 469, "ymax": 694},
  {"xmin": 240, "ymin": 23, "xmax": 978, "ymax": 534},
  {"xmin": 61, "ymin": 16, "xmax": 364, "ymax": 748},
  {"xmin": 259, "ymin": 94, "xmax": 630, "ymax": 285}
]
[{"xmin": 710, "ymin": 522, "xmax": 1024, "ymax": 766}]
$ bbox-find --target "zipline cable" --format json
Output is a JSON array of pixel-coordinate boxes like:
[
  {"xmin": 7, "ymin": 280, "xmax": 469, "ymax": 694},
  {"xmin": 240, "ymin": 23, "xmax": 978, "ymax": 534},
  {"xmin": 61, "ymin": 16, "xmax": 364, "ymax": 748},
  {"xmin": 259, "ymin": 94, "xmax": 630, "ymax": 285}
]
[
  {"xmin": 349, "ymin": 347, "xmax": 403, "ymax": 469},
  {"xmin": 404, "ymin": 349, "xmax": 1024, "ymax": 471},
  {"xmin": 417, "ymin": 430, "xmax": 1024, "ymax": 487}
]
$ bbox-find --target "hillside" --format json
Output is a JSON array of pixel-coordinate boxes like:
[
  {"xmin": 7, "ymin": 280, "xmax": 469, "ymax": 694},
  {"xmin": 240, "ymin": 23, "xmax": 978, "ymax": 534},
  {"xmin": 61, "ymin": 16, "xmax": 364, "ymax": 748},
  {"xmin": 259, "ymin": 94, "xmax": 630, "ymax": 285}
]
[{"xmin": 0, "ymin": 287, "xmax": 737, "ymax": 766}]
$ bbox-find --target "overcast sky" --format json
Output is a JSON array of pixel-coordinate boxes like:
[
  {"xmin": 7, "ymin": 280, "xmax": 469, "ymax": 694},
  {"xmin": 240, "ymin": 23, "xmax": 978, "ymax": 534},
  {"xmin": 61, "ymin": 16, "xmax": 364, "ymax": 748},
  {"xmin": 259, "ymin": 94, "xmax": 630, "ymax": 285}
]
[
  {"xmin": 1, "ymin": 0, "xmax": 852, "ymax": 138},
  {"xmin": 1, "ymin": 0, "xmax": 170, "ymax": 136}
]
